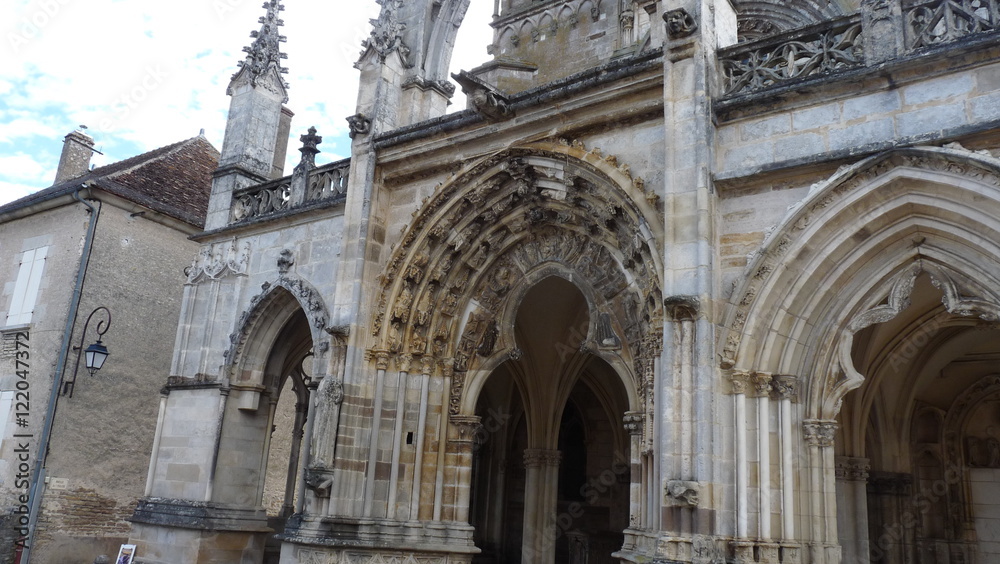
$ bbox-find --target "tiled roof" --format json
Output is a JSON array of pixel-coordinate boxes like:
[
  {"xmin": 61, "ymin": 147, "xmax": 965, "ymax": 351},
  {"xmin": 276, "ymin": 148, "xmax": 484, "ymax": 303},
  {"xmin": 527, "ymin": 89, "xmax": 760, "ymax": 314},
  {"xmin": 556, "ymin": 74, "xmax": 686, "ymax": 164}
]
[{"xmin": 0, "ymin": 136, "xmax": 220, "ymax": 228}]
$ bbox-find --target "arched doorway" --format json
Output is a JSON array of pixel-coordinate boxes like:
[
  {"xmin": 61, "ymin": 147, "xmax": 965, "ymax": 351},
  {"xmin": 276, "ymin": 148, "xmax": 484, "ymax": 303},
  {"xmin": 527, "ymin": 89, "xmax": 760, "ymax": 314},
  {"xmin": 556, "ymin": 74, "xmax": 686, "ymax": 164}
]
[
  {"xmin": 469, "ymin": 277, "xmax": 631, "ymax": 564},
  {"xmin": 837, "ymin": 273, "xmax": 1000, "ymax": 563}
]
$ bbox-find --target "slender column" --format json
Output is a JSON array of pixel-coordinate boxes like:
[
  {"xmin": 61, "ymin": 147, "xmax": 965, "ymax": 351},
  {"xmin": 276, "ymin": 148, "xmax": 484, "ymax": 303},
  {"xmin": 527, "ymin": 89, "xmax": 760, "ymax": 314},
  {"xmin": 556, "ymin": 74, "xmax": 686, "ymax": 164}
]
[
  {"xmin": 804, "ymin": 419, "xmax": 838, "ymax": 564},
  {"xmin": 753, "ymin": 373, "xmax": 773, "ymax": 541},
  {"xmin": 522, "ymin": 452, "xmax": 543, "ymax": 564},
  {"xmin": 624, "ymin": 412, "xmax": 645, "ymax": 530},
  {"xmin": 773, "ymin": 376, "xmax": 798, "ymax": 539},
  {"xmin": 387, "ymin": 354, "xmax": 412, "ymax": 519},
  {"xmin": 409, "ymin": 357, "xmax": 433, "ymax": 520},
  {"xmin": 731, "ymin": 372, "xmax": 751, "ymax": 540},
  {"xmin": 451, "ymin": 415, "xmax": 483, "ymax": 524},
  {"xmin": 205, "ymin": 387, "xmax": 230, "ymax": 502},
  {"xmin": 144, "ymin": 394, "xmax": 169, "ymax": 496},
  {"xmin": 282, "ymin": 396, "xmax": 308, "ymax": 517},
  {"xmin": 363, "ymin": 351, "xmax": 390, "ymax": 517},
  {"xmin": 433, "ymin": 359, "xmax": 454, "ymax": 520},
  {"xmin": 295, "ymin": 376, "xmax": 319, "ymax": 514},
  {"xmin": 256, "ymin": 394, "xmax": 280, "ymax": 505}
]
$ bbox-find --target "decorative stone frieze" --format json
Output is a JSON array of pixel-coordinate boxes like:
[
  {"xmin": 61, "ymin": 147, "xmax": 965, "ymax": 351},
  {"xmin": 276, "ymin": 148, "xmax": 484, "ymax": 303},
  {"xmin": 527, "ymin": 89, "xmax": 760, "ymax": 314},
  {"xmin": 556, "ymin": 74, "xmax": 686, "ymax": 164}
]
[{"xmin": 186, "ymin": 239, "xmax": 251, "ymax": 284}]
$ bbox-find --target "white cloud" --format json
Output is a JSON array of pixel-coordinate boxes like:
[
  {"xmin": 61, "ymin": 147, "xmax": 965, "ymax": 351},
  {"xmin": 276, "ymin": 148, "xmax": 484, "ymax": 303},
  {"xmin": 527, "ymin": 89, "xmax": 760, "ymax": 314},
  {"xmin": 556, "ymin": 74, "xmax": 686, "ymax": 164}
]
[{"xmin": 0, "ymin": 0, "xmax": 496, "ymax": 207}]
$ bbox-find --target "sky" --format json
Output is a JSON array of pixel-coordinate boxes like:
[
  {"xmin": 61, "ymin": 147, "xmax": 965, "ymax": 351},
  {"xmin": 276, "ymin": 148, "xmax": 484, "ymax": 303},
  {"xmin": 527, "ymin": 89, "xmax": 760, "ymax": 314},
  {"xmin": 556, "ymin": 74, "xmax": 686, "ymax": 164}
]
[{"xmin": 0, "ymin": 0, "xmax": 496, "ymax": 206}]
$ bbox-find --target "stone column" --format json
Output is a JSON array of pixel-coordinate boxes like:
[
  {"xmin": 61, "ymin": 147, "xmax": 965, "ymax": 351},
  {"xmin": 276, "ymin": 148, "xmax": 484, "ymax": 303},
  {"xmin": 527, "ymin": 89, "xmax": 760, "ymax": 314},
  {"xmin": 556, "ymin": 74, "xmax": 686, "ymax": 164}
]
[
  {"xmin": 624, "ymin": 411, "xmax": 645, "ymax": 529},
  {"xmin": 836, "ymin": 456, "xmax": 871, "ymax": 564},
  {"xmin": 387, "ymin": 354, "xmax": 412, "ymax": 519},
  {"xmin": 522, "ymin": 449, "xmax": 561, "ymax": 564},
  {"xmin": 408, "ymin": 356, "xmax": 434, "ymax": 521},
  {"xmin": 774, "ymin": 375, "xmax": 801, "ymax": 564},
  {"xmin": 804, "ymin": 419, "xmax": 839, "ymax": 564},
  {"xmin": 730, "ymin": 372, "xmax": 751, "ymax": 544},
  {"xmin": 433, "ymin": 359, "xmax": 455, "ymax": 520},
  {"xmin": 363, "ymin": 351, "xmax": 390, "ymax": 517},
  {"xmin": 753, "ymin": 373, "xmax": 780, "ymax": 562},
  {"xmin": 450, "ymin": 415, "xmax": 483, "ymax": 524}
]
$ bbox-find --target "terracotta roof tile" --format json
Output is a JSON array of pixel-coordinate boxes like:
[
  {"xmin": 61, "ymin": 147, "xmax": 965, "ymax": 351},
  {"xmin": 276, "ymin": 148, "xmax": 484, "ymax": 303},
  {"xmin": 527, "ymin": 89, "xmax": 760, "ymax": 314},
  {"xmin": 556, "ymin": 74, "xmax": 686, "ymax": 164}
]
[{"xmin": 0, "ymin": 136, "xmax": 220, "ymax": 228}]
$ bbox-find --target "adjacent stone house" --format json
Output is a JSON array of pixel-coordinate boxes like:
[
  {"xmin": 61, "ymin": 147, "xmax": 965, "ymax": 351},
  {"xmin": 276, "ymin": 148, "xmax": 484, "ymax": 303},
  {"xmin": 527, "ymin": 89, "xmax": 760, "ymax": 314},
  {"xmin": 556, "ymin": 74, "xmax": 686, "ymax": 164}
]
[
  {"xmin": 128, "ymin": 0, "xmax": 1000, "ymax": 563},
  {"xmin": 0, "ymin": 131, "xmax": 217, "ymax": 562}
]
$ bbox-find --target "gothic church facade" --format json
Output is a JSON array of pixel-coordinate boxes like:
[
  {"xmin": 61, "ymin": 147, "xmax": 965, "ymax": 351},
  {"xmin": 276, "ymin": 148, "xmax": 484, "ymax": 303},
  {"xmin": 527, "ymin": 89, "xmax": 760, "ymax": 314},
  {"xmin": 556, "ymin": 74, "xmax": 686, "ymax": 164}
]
[{"xmin": 128, "ymin": 1, "xmax": 1000, "ymax": 563}]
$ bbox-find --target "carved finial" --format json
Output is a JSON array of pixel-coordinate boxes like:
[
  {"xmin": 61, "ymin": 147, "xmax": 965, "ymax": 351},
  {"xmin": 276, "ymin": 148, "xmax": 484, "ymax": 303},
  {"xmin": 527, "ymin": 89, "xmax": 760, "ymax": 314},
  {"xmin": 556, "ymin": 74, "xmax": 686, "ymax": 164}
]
[
  {"xmin": 294, "ymin": 127, "xmax": 322, "ymax": 174},
  {"xmin": 360, "ymin": 0, "xmax": 410, "ymax": 66},
  {"xmin": 233, "ymin": 1, "xmax": 289, "ymax": 97}
]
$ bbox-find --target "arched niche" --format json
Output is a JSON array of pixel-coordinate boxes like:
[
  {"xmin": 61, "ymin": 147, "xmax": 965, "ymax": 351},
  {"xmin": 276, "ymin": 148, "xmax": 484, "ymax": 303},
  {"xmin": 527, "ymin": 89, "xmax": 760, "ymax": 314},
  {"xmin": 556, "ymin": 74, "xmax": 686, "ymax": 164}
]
[{"xmin": 722, "ymin": 146, "xmax": 1000, "ymax": 421}]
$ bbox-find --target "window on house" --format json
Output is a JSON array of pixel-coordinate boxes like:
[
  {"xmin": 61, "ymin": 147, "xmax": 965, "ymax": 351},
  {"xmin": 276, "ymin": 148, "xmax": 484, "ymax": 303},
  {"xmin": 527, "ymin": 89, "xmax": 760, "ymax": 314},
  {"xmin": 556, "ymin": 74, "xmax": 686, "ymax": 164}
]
[{"xmin": 6, "ymin": 247, "xmax": 48, "ymax": 326}]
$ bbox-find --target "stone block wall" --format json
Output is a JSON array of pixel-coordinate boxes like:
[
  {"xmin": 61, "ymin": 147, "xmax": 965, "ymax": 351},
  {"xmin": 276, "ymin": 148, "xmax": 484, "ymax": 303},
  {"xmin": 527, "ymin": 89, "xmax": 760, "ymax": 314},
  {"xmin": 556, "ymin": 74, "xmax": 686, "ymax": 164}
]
[{"xmin": 717, "ymin": 61, "xmax": 1000, "ymax": 177}]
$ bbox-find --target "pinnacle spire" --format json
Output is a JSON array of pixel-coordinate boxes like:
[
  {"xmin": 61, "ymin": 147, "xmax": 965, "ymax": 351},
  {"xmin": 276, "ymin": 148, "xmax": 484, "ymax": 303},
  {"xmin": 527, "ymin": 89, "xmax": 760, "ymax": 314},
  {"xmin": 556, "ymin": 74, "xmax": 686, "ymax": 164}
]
[{"xmin": 234, "ymin": 1, "xmax": 289, "ymax": 92}]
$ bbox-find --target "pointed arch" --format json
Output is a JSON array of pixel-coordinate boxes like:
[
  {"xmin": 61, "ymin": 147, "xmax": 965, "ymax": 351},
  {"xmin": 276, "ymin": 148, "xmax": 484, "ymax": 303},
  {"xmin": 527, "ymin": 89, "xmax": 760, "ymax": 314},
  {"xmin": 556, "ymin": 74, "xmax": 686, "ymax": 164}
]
[
  {"xmin": 370, "ymin": 140, "xmax": 662, "ymax": 413},
  {"xmin": 721, "ymin": 146, "xmax": 1000, "ymax": 419},
  {"xmin": 227, "ymin": 274, "xmax": 331, "ymax": 386}
]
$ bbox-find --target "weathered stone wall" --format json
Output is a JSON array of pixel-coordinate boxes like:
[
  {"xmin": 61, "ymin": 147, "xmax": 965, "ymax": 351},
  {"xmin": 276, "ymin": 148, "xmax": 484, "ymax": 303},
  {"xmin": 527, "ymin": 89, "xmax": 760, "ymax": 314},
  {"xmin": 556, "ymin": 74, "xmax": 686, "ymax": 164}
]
[
  {"xmin": 33, "ymin": 202, "xmax": 199, "ymax": 563},
  {"xmin": 717, "ymin": 59, "xmax": 1000, "ymax": 177}
]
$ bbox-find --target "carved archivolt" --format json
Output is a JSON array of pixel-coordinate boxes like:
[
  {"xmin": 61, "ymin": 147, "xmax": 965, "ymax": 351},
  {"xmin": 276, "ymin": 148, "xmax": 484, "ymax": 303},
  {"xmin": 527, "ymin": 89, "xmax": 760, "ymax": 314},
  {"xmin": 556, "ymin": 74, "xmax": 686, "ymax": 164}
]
[
  {"xmin": 370, "ymin": 141, "xmax": 663, "ymax": 413},
  {"xmin": 225, "ymin": 264, "xmax": 331, "ymax": 381},
  {"xmin": 722, "ymin": 147, "xmax": 1000, "ymax": 419}
]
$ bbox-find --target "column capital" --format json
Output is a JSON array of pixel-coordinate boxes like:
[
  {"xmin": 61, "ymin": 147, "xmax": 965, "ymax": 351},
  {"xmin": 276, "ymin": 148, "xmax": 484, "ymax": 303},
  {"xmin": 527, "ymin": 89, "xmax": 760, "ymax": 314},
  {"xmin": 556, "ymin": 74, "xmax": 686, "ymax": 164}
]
[
  {"xmin": 803, "ymin": 419, "xmax": 838, "ymax": 447},
  {"xmin": 752, "ymin": 372, "xmax": 773, "ymax": 397},
  {"xmin": 773, "ymin": 374, "xmax": 799, "ymax": 401},
  {"xmin": 450, "ymin": 415, "xmax": 483, "ymax": 443},
  {"xmin": 523, "ymin": 448, "xmax": 561, "ymax": 469},
  {"xmin": 835, "ymin": 456, "xmax": 871, "ymax": 482},
  {"xmin": 396, "ymin": 353, "xmax": 413, "ymax": 373},
  {"xmin": 370, "ymin": 349, "xmax": 390, "ymax": 370},
  {"xmin": 730, "ymin": 371, "xmax": 752, "ymax": 395},
  {"xmin": 623, "ymin": 411, "xmax": 645, "ymax": 435}
]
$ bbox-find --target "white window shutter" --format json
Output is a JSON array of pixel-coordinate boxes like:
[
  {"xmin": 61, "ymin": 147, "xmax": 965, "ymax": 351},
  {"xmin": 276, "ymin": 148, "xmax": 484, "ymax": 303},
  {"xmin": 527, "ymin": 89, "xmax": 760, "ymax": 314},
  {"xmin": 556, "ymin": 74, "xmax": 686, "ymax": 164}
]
[{"xmin": 6, "ymin": 247, "xmax": 47, "ymax": 326}]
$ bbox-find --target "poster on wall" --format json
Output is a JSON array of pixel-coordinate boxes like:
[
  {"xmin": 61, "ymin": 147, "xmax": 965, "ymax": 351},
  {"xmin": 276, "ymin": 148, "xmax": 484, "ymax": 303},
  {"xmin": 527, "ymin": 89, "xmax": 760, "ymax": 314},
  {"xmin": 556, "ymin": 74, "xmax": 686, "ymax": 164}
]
[{"xmin": 116, "ymin": 544, "xmax": 136, "ymax": 564}]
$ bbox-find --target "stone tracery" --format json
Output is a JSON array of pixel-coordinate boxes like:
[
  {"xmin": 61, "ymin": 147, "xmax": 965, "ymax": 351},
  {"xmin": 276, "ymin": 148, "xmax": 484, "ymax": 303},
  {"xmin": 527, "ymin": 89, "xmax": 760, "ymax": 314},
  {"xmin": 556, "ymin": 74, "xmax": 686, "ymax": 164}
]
[{"xmin": 370, "ymin": 142, "xmax": 663, "ymax": 417}]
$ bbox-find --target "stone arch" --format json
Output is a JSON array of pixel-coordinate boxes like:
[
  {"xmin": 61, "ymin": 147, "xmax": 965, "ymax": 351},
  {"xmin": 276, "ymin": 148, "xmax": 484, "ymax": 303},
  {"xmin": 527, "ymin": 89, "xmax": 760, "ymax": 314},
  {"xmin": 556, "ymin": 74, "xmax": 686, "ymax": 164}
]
[
  {"xmin": 460, "ymin": 266, "xmax": 641, "ymax": 418},
  {"xmin": 733, "ymin": 0, "xmax": 847, "ymax": 40},
  {"xmin": 227, "ymin": 272, "xmax": 331, "ymax": 387},
  {"xmin": 371, "ymin": 139, "xmax": 662, "ymax": 416},
  {"xmin": 722, "ymin": 146, "xmax": 1000, "ymax": 420}
]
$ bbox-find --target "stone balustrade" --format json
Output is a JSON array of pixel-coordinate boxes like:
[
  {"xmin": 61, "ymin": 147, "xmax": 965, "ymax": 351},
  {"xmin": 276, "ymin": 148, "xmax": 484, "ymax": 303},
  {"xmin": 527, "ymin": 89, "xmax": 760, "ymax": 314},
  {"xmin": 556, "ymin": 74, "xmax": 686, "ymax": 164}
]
[
  {"xmin": 719, "ymin": 0, "xmax": 1000, "ymax": 99},
  {"xmin": 229, "ymin": 158, "xmax": 350, "ymax": 224}
]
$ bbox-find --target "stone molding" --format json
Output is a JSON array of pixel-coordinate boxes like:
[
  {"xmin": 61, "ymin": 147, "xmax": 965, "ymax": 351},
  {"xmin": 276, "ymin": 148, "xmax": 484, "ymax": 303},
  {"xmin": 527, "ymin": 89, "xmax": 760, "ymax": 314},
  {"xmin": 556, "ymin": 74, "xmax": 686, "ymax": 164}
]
[
  {"xmin": 835, "ymin": 456, "xmax": 871, "ymax": 481},
  {"xmin": 185, "ymin": 238, "xmax": 251, "ymax": 284},
  {"xmin": 131, "ymin": 497, "xmax": 270, "ymax": 532},
  {"xmin": 523, "ymin": 448, "xmax": 562, "ymax": 468}
]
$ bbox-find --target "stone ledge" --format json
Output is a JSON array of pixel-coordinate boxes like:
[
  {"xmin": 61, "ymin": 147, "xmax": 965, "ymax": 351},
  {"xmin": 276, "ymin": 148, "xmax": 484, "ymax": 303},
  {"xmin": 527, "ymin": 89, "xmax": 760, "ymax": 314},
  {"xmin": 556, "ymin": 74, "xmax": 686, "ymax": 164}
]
[{"xmin": 130, "ymin": 497, "xmax": 271, "ymax": 533}]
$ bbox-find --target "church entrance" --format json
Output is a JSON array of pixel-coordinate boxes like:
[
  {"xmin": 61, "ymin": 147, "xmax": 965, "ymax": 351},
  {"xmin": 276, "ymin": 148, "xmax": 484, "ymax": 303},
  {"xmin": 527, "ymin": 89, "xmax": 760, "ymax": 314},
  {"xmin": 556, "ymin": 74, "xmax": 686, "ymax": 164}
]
[{"xmin": 468, "ymin": 277, "xmax": 630, "ymax": 564}]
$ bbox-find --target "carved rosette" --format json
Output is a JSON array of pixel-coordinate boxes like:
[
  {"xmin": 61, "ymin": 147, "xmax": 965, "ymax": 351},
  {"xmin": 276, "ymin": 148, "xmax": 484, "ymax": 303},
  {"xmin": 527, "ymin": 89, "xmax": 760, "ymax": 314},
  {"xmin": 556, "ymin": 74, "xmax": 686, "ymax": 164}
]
[
  {"xmin": 804, "ymin": 419, "xmax": 838, "ymax": 448},
  {"xmin": 369, "ymin": 143, "xmax": 664, "ymax": 414}
]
